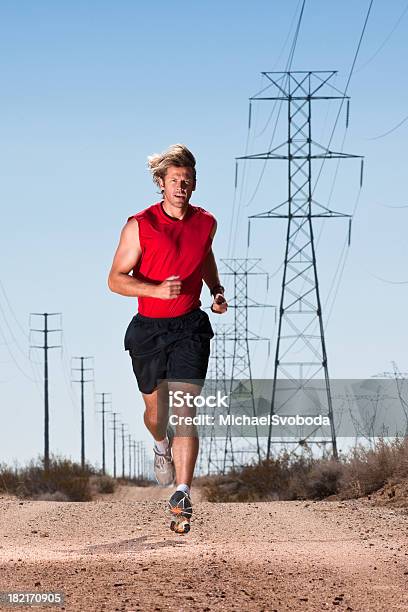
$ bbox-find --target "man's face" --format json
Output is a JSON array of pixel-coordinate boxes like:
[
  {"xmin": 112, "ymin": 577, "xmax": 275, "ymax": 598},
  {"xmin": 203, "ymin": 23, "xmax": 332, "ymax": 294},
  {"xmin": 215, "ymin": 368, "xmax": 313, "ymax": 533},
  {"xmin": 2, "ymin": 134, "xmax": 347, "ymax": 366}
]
[{"xmin": 159, "ymin": 165, "xmax": 196, "ymax": 208}]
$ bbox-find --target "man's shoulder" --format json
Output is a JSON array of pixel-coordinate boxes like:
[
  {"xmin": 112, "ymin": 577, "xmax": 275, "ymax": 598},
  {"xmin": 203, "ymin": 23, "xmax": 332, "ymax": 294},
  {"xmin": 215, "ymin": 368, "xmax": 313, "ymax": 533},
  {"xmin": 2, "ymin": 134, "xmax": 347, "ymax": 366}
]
[
  {"xmin": 190, "ymin": 204, "xmax": 216, "ymax": 222},
  {"xmin": 127, "ymin": 202, "xmax": 160, "ymax": 223}
]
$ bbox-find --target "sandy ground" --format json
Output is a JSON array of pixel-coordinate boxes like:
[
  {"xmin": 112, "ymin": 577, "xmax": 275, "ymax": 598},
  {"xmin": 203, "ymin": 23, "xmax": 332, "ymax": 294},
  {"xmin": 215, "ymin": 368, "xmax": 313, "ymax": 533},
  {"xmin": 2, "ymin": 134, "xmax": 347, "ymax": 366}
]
[{"xmin": 0, "ymin": 485, "xmax": 407, "ymax": 611}]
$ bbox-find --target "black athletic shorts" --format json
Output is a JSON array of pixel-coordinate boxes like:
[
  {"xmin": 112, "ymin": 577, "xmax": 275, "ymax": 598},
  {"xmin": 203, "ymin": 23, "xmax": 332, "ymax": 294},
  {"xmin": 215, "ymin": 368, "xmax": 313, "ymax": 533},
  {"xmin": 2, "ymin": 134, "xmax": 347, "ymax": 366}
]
[{"xmin": 124, "ymin": 308, "xmax": 214, "ymax": 395}]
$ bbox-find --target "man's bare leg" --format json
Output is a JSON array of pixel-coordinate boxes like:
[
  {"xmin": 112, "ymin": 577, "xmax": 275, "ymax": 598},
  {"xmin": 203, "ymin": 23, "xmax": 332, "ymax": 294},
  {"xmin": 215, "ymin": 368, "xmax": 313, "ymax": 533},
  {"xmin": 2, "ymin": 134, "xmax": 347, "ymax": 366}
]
[
  {"xmin": 142, "ymin": 381, "xmax": 201, "ymax": 486},
  {"xmin": 172, "ymin": 435, "xmax": 199, "ymax": 488},
  {"xmin": 166, "ymin": 382, "xmax": 201, "ymax": 534},
  {"xmin": 142, "ymin": 382, "xmax": 201, "ymax": 533},
  {"xmin": 142, "ymin": 388, "xmax": 175, "ymax": 486},
  {"xmin": 142, "ymin": 389, "xmax": 168, "ymax": 442},
  {"xmin": 168, "ymin": 382, "xmax": 201, "ymax": 487}
]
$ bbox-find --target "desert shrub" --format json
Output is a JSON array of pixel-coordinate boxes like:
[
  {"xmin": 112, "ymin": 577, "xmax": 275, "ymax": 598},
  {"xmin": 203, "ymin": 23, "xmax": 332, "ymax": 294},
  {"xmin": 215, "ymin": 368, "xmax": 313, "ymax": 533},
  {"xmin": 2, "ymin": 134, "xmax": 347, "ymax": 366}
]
[
  {"xmin": 340, "ymin": 437, "xmax": 408, "ymax": 498},
  {"xmin": 201, "ymin": 452, "xmax": 316, "ymax": 502},
  {"xmin": 199, "ymin": 438, "xmax": 408, "ymax": 503},
  {"xmin": 0, "ymin": 455, "xmax": 94, "ymax": 501},
  {"xmin": 0, "ymin": 463, "xmax": 20, "ymax": 494},
  {"xmin": 90, "ymin": 474, "xmax": 117, "ymax": 494},
  {"xmin": 306, "ymin": 459, "xmax": 343, "ymax": 499}
]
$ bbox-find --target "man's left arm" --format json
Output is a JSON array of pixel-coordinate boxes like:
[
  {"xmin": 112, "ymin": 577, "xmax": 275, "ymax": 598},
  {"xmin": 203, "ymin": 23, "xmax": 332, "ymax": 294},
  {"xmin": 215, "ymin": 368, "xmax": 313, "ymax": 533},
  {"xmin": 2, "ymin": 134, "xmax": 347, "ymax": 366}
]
[{"xmin": 202, "ymin": 220, "xmax": 228, "ymax": 314}]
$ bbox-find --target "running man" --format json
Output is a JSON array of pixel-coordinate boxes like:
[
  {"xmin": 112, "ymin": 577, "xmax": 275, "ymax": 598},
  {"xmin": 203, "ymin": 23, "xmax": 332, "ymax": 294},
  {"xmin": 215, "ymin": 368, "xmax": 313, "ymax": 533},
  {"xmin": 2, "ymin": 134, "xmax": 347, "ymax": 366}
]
[{"xmin": 108, "ymin": 144, "xmax": 227, "ymax": 533}]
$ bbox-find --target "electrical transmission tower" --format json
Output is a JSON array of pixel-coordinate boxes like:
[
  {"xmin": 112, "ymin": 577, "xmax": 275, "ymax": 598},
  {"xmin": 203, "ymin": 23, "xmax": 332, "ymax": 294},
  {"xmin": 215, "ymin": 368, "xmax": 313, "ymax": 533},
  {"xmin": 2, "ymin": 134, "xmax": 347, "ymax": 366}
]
[
  {"xmin": 240, "ymin": 71, "xmax": 363, "ymax": 459},
  {"xmin": 196, "ymin": 340, "xmax": 216, "ymax": 476},
  {"xmin": 220, "ymin": 258, "xmax": 273, "ymax": 471},
  {"xmin": 206, "ymin": 324, "xmax": 233, "ymax": 474},
  {"xmin": 376, "ymin": 362, "xmax": 408, "ymax": 437},
  {"xmin": 72, "ymin": 356, "xmax": 94, "ymax": 468},
  {"xmin": 30, "ymin": 312, "xmax": 62, "ymax": 471}
]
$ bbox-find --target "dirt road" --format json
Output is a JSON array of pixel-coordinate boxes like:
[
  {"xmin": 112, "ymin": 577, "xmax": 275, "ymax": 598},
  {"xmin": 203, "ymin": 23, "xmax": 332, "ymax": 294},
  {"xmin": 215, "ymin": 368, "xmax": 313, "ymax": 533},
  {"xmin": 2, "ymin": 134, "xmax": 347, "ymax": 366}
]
[{"xmin": 0, "ymin": 485, "xmax": 407, "ymax": 611}]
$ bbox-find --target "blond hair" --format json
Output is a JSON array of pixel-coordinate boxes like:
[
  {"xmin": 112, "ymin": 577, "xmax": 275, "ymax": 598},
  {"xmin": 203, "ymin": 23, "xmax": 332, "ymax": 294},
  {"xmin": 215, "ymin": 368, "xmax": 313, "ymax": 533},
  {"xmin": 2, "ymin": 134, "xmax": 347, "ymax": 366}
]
[{"xmin": 147, "ymin": 144, "xmax": 196, "ymax": 189}]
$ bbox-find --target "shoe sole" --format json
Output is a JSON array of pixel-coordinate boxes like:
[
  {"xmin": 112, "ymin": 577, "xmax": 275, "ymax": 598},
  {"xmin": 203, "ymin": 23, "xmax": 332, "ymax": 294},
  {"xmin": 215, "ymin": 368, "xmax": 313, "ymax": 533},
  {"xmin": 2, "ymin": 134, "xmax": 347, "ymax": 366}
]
[
  {"xmin": 170, "ymin": 518, "xmax": 190, "ymax": 534},
  {"xmin": 168, "ymin": 497, "xmax": 192, "ymax": 535}
]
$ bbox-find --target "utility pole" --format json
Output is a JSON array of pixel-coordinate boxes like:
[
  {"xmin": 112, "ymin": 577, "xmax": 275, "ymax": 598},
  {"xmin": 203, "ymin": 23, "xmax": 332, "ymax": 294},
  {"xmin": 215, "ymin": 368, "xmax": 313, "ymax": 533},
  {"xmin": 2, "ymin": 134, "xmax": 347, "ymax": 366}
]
[
  {"xmin": 131, "ymin": 440, "xmax": 137, "ymax": 479},
  {"xmin": 241, "ymin": 71, "xmax": 363, "ymax": 460},
  {"xmin": 109, "ymin": 412, "xmax": 119, "ymax": 479},
  {"xmin": 30, "ymin": 312, "xmax": 62, "ymax": 471},
  {"xmin": 72, "ymin": 356, "xmax": 94, "ymax": 469},
  {"xmin": 140, "ymin": 441, "xmax": 145, "ymax": 479},
  {"xmin": 128, "ymin": 434, "xmax": 132, "ymax": 479},
  {"xmin": 134, "ymin": 441, "xmax": 139, "ymax": 479},
  {"xmin": 120, "ymin": 423, "xmax": 129, "ymax": 479},
  {"xmin": 95, "ymin": 392, "xmax": 112, "ymax": 475}
]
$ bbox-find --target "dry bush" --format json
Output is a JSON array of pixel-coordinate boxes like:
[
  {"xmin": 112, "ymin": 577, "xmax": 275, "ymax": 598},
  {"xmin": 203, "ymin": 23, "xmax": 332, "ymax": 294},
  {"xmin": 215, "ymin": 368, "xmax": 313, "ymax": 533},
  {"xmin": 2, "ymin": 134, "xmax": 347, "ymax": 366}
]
[
  {"xmin": 89, "ymin": 474, "xmax": 116, "ymax": 495},
  {"xmin": 201, "ymin": 452, "xmax": 317, "ymax": 502},
  {"xmin": 199, "ymin": 439, "xmax": 408, "ymax": 503},
  {"xmin": 306, "ymin": 459, "xmax": 343, "ymax": 499},
  {"xmin": 0, "ymin": 464, "xmax": 20, "ymax": 494},
  {"xmin": 340, "ymin": 437, "xmax": 408, "ymax": 499},
  {"xmin": 0, "ymin": 455, "xmax": 94, "ymax": 502}
]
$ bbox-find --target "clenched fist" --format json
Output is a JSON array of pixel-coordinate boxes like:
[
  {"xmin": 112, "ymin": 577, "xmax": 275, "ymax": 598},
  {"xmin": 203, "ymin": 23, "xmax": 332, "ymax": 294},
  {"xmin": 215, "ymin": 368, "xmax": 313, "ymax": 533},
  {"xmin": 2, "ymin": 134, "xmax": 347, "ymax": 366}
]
[
  {"xmin": 211, "ymin": 293, "xmax": 228, "ymax": 314},
  {"xmin": 154, "ymin": 275, "xmax": 182, "ymax": 300}
]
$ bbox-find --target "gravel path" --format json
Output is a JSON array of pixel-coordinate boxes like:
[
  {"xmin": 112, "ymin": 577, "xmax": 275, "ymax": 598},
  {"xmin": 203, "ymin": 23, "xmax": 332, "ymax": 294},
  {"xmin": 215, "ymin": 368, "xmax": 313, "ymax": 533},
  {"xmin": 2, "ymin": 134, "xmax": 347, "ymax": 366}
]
[{"xmin": 0, "ymin": 486, "xmax": 407, "ymax": 611}]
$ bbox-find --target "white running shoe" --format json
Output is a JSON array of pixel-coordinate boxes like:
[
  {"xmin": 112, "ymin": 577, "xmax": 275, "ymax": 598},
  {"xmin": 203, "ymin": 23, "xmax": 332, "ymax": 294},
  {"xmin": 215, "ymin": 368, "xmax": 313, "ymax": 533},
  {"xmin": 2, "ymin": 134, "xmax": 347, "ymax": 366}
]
[{"xmin": 153, "ymin": 430, "xmax": 175, "ymax": 486}]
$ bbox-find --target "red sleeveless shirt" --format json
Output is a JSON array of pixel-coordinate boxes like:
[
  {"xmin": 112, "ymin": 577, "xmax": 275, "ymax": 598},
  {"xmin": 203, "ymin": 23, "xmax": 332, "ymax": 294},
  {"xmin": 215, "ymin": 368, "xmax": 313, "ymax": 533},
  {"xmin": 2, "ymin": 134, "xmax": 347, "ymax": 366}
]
[{"xmin": 128, "ymin": 202, "xmax": 216, "ymax": 318}]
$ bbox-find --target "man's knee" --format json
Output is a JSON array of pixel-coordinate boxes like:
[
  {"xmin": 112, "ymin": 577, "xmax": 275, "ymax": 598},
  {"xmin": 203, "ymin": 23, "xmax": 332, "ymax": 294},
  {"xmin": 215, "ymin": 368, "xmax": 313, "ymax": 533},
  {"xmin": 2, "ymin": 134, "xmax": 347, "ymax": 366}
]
[
  {"xmin": 144, "ymin": 406, "xmax": 160, "ymax": 427},
  {"xmin": 143, "ymin": 395, "xmax": 168, "ymax": 429}
]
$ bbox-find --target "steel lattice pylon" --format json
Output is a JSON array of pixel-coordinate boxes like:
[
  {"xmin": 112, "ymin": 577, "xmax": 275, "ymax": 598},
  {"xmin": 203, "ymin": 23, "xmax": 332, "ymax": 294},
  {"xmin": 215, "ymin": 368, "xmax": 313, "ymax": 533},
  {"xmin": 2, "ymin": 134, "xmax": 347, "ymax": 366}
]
[
  {"xmin": 206, "ymin": 325, "xmax": 233, "ymax": 474},
  {"xmin": 240, "ymin": 71, "xmax": 363, "ymax": 459},
  {"xmin": 220, "ymin": 259, "xmax": 272, "ymax": 471}
]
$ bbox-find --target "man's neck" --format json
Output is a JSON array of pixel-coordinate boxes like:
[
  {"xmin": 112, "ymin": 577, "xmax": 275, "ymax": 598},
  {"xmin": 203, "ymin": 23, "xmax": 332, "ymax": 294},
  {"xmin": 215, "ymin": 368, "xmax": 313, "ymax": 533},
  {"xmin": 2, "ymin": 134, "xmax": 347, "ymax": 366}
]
[{"xmin": 161, "ymin": 200, "xmax": 189, "ymax": 220}]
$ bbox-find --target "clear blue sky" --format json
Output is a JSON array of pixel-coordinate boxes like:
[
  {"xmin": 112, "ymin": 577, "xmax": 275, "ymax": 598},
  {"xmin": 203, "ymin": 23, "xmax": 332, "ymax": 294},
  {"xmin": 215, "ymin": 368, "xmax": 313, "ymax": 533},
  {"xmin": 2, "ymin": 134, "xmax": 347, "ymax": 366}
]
[{"xmin": 1, "ymin": 0, "xmax": 407, "ymax": 468}]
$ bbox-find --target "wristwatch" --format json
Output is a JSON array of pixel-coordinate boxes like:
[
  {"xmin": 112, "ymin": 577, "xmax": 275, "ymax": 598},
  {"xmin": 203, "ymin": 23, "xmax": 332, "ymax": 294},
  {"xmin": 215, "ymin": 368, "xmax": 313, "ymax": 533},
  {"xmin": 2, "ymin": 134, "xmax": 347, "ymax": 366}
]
[{"xmin": 210, "ymin": 283, "xmax": 225, "ymax": 297}]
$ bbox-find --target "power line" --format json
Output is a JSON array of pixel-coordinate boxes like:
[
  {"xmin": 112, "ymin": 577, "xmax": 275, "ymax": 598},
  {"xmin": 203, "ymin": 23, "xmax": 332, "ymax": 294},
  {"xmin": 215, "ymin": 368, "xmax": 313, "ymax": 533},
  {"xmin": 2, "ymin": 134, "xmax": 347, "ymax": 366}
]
[
  {"xmin": 254, "ymin": 0, "xmax": 306, "ymax": 139},
  {"xmin": 0, "ymin": 284, "xmax": 43, "ymax": 387},
  {"xmin": 367, "ymin": 113, "xmax": 408, "ymax": 140},
  {"xmin": 379, "ymin": 203, "xmax": 408, "ymax": 209},
  {"xmin": 355, "ymin": 1, "xmax": 408, "ymax": 73},
  {"xmin": 312, "ymin": 0, "xmax": 374, "ymax": 197},
  {"xmin": 286, "ymin": 2, "xmax": 374, "ymax": 356},
  {"xmin": 367, "ymin": 272, "xmax": 408, "ymax": 285},
  {"xmin": 297, "ymin": 1, "xmax": 375, "ymax": 368},
  {"xmin": 60, "ymin": 332, "xmax": 80, "ymax": 412},
  {"xmin": 241, "ymin": 1, "xmax": 307, "ymax": 210},
  {"xmin": 0, "ymin": 279, "xmax": 29, "ymax": 340},
  {"xmin": 227, "ymin": 0, "xmax": 307, "ymax": 260}
]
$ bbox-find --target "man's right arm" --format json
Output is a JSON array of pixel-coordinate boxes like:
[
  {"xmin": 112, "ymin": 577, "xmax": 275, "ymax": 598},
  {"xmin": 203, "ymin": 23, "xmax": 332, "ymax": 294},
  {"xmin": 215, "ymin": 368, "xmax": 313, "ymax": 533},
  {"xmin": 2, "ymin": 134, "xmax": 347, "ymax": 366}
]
[{"xmin": 108, "ymin": 218, "xmax": 181, "ymax": 299}]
